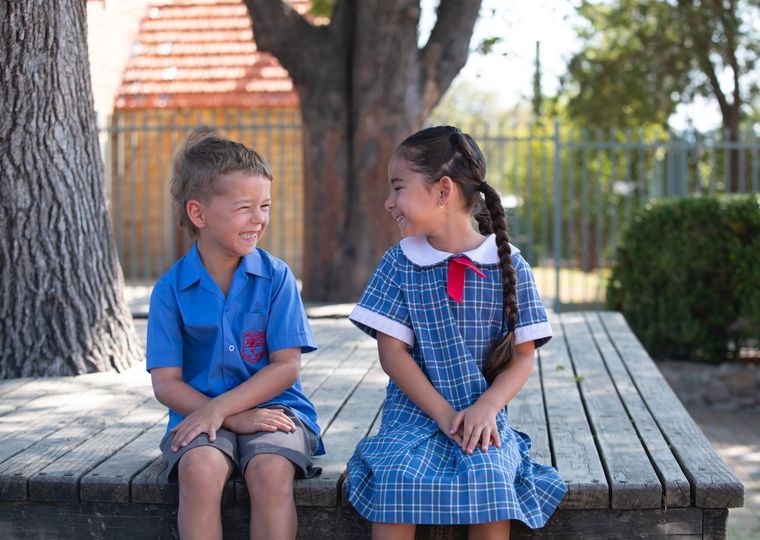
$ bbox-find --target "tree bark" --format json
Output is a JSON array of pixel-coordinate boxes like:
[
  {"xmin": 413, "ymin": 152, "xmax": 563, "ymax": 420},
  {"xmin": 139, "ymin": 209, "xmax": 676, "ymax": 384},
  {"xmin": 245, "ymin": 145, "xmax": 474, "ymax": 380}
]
[
  {"xmin": 0, "ymin": 0, "xmax": 142, "ymax": 377},
  {"xmin": 244, "ymin": 0, "xmax": 481, "ymax": 301}
]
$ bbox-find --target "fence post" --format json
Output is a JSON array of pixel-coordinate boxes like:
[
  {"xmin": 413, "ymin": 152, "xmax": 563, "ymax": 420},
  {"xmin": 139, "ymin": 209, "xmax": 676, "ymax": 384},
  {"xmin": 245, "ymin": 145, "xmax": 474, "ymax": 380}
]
[{"xmin": 553, "ymin": 121, "xmax": 562, "ymax": 312}]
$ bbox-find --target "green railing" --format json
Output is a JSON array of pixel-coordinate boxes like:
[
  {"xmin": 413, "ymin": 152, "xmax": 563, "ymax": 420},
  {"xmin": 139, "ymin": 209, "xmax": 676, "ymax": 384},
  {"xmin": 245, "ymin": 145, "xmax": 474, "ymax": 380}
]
[
  {"xmin": 100, "ymin": 114, "xmax": 760, "ymax": 309},
  {"xmin": 458, "ymin": 122, "xmax": 760, "ymax": 310}
]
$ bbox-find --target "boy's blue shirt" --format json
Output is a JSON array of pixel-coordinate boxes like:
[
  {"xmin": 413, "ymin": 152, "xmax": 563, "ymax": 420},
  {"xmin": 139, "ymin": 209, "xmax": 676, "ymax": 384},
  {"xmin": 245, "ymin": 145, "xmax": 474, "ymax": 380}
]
[{"xmin": 147, "ymin": 243, "xmax": 323, "ymax": 455}]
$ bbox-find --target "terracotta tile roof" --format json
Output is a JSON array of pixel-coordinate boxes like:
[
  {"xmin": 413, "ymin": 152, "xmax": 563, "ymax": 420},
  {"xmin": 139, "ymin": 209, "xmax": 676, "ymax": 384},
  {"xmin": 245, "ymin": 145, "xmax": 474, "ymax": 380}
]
[{"xmin": 116, "ymin": 0, "xmax": 310, "ymax": 109}]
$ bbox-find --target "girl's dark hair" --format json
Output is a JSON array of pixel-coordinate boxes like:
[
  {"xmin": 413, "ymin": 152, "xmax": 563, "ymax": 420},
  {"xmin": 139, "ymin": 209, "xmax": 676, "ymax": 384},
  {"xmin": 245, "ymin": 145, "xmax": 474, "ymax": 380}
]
[
  {"xmin": 397, "ymin": 125, "xmax": 517, "ymax": 383},
  {"xmin": 170, "ymin": 131, "xmax": 273, "ymax": 237}
]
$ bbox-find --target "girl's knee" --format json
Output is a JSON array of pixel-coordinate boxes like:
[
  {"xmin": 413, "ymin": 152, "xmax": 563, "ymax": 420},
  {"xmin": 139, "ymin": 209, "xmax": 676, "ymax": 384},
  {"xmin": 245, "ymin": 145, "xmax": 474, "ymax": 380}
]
[
  {"xmin": 245, "ymin": 454, "xmax": 296, "ymax": 501},
  {"xmin": 177, "ymin": 446, "xmax": 232, "ymax": 499}
]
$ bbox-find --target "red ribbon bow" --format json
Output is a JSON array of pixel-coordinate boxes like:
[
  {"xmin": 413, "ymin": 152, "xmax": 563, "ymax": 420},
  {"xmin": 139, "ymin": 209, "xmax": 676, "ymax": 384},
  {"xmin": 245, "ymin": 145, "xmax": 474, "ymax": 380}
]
[{"xmin": 447, "ymin": 256, "xmax": 486, "ymax": 303}]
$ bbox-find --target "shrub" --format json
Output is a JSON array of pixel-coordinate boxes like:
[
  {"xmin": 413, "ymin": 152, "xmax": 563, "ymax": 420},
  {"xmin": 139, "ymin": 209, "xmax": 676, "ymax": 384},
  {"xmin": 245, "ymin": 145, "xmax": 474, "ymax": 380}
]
[{"xmin": 606, "ymin": 194, "xmax": 760, "ymax": 363}]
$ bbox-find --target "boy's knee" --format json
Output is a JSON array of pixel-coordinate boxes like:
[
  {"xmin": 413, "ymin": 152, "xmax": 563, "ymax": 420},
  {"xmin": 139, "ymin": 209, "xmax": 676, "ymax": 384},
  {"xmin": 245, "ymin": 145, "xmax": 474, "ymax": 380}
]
[
  {"xmin": 245, "ymin": 454, "xmax": 296, "ymax": 501},
  {"xmin": 177, "ymin": 446, "xmax": 232, "ymax": 497}
]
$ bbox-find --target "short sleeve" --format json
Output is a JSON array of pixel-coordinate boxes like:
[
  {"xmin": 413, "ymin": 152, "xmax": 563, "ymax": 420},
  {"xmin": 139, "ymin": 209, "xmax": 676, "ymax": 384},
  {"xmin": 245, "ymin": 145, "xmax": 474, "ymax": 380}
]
[
  {"xmin": 513, "ymin": 254, "xmax": 553, "ymax": 349},
  {"xmin": 266, "ymin": 264, "xmax": 317, "ymax": 354},
  {"xmin": 349, "ymin": 247, "xmax": 414, "ymax": 346},
  {"xmin": 146, "ymin": 282, "xmax": 184, "ymax": 371}
]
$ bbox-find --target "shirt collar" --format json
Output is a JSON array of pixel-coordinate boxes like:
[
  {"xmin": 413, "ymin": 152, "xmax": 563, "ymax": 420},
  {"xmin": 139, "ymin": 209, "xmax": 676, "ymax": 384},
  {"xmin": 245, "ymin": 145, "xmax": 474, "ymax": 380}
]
[
  {"xmin": 399, "ymin": 233, "xmax": 520, "ymax": 267},
  {"xmin": 178, "ymin": 244, "xmax": 269, "ymax": 291}
]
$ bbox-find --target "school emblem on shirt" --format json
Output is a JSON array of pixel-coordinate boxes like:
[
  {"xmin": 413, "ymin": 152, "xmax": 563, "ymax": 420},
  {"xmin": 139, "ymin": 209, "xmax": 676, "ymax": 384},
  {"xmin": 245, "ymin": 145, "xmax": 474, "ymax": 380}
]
[{"xmin": 241, "ymin": 331, "xmax": 267, "ymax": 364}]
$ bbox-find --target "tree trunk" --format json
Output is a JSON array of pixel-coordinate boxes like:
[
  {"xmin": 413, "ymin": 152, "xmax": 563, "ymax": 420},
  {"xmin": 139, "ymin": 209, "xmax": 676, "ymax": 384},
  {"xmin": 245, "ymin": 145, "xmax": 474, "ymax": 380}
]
[
  {"xmin": 245, "ymin": 0, "xmax": 481, "ymax": 301},
  {"xmin": 0, "ymin": 0, "xmax": 142, "ymax": 377}
]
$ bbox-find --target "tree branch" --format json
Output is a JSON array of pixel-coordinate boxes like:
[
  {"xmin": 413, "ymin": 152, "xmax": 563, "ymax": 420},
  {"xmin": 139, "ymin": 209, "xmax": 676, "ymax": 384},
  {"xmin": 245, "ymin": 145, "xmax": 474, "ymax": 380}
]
[
  {"xmin": 418, "ymin": 0, "xmax": 482, "ymax": 114},
  {"xmin": 718, "ymin": 0, "xmax": 741, "ymax": 111},
  {"xmin": 679, "ymin": 0, "xmax": 731, "ymax": 120},
  {"xmin": 242, "ymin": 0, "xmax": 340, "ymax": 85}
]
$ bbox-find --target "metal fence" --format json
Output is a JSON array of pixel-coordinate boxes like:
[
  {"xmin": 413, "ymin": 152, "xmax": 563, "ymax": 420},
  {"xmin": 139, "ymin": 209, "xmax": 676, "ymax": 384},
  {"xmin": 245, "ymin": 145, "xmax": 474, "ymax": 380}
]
[
  {"xmin": 100, "ymin": 115, "xmax": 760, "ymax": 308},
  {"xmin": 99, "ymin": 108, "xmax": 304, "ymax": 283},
  {"xmin": 461, "ymin": 122, "xmax": 760, "ymax": 310}
]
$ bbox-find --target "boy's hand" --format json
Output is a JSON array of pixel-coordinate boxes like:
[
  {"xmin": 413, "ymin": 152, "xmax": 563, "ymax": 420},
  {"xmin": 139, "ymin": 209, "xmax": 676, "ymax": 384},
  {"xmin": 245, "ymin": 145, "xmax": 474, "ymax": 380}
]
[
  {"xmin": 449, "ymin": 400, "xmax": 502, "ymax": 455},
  {"xmin": 225, "ymin": 408, "xmax": 297, "ymax": 435},
  {"xmin": 170, "ymin": 402, "xmax": 225, "ymax": 452}
]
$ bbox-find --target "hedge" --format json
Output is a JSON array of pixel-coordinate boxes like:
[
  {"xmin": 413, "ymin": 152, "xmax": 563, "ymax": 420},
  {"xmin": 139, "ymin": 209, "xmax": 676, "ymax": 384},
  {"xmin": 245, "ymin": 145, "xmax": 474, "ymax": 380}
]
[{"xmin": 606, "ymin": 194, "xmax": 760, "ymax": 363}]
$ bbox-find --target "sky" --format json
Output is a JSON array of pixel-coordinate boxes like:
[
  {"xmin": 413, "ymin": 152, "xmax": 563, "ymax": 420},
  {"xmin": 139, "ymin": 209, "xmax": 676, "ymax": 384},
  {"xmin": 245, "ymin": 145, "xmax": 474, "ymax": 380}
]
[{"xmin": 422, "ymin": 0, "xmax": 724, "ymax": 132}]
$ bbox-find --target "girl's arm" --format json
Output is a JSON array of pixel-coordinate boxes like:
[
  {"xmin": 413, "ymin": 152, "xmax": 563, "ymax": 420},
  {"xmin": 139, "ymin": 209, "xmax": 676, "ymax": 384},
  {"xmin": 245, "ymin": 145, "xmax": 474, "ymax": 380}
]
[
  {"xmin": 450, "ymin": 340, "xmax": 536, "ymax": 454},
  {"xmin": 377, "ymin": 332, "xmax": 463, "ymax": 444},
  {"xmin": 151, "ymin": 347, "xmax": 301, "ymax": 450}
]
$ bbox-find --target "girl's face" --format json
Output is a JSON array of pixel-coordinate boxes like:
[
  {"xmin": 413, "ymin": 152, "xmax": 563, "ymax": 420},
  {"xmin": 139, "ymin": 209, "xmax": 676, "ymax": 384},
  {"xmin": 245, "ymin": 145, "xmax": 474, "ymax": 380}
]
[
  {"xmin": 191, "ymin": 170, "xmax": 271, "ymax": 262},
  {"xmin": 385, "ymin": 155, "xmax": 441, "ymax": 237}
]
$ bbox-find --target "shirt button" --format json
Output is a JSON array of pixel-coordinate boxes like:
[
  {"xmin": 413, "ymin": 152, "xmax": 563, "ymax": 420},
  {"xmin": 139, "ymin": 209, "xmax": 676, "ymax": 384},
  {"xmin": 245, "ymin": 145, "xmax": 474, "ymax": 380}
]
[{"xmin": 228, "ymin": 345, "xmax": 235, "ymax": 352}]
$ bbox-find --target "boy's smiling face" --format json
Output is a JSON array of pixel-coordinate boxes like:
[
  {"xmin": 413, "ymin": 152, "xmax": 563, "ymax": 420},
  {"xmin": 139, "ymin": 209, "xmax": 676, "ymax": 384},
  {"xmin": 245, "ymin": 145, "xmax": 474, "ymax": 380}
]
[{"xmin": 190, "ymin": 170, "xmax": 272, "ymax": 263}]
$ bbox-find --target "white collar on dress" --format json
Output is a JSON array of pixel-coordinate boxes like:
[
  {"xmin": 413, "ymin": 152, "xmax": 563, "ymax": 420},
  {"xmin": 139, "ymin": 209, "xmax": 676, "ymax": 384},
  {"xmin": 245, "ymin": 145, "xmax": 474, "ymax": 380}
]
[{"xmin": 399, "ymin": 234, "xmax": 520, "ymax": 267}]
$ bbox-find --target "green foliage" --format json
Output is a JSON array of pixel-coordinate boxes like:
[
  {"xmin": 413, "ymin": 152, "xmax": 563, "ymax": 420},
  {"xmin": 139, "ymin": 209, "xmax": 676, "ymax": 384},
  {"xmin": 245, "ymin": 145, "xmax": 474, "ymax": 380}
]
[
  {"xmin": 607, "ymin": 195, "xmax": 760, "ymax": 363},
  {"xmin": 309, "ymin": 0, "xmax": 335, "ymax": 18},
  {"xmin": 564, "ymin": 0, "xmax": 760, "ymax": 131}
]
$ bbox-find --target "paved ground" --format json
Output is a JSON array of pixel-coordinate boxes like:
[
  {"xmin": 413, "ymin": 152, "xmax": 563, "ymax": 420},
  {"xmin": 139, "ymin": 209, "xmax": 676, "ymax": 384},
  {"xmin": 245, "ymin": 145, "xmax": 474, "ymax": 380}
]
[
  {"xmin": 686, "ymin": 406, "xmax": 760, "ymax": 540},
  {"xmin": 127, "ymin": 287, "xmax": 759, "ymax": 538}
]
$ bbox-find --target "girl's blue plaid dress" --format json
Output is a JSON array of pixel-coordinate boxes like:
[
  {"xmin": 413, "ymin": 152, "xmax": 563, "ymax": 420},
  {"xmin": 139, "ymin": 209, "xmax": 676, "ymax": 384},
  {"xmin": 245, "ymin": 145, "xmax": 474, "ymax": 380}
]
[{"xmin": 347, "ymin": 234, "xmax": 566, "ymax": 526}]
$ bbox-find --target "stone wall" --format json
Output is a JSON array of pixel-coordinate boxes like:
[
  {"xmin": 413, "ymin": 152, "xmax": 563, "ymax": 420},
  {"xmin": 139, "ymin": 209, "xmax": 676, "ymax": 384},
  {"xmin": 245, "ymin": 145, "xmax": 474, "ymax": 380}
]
[{"xmin": 658, "ymin": 360, "xmax": 760, "ymax": 410}]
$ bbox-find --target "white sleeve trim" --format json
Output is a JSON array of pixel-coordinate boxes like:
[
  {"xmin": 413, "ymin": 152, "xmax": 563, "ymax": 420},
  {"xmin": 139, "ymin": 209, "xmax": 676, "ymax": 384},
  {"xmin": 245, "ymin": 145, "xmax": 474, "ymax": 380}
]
[
  {"xmin": 515, "ymin": 321, "xmax": 553, "ymax": 346},
  {"xmin": 349, "ymin": 305, "xmax": 415, "ymax": 347}
]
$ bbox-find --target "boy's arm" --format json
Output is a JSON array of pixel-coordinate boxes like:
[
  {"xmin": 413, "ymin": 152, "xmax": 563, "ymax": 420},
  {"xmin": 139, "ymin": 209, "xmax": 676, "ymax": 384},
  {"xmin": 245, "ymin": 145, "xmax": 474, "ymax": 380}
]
[
  {"xmin": 165, "ymin": 347, "xmax": 302, "ymax": 450},
  {"xmin": 376, "ymin": 332, "xmax": 462, "ymax": 445}
]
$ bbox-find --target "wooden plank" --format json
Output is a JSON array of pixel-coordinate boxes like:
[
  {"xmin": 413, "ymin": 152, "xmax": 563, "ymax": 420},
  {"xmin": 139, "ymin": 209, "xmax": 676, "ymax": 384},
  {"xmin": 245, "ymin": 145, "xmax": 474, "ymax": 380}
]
[
  {"xmin": 0, "ymin": 377, "xmax": 107, "ymax": 417},
  {"xmin": 294, "ymin": 357, "xmax": 387, "ymax": 507},
  {"xmin": 0, "ymin": 390, "xmax": 151, "ymax": 501},
  {"xmin": 0, "ymin": 383, "xmax": 154, "ymax": 464},
  {"xmin": 509, "ymin": 352, "xmax": 551, "ymax": 465},
  {"xmin": 302, "ymin": 319, "xmax": 355, "ymax": 369},
  {"xmin": 80, "ymin": 420, "xmax": 166, "ymax": 503},
  {"xmin": 235, "ymin": 346, "xmax": 386, "ymax": 507},
  {"xmin": 299, "ymin": 331, "xmax": 369, "ymax": 397},
  {"xmin": 540, "ymin": 317, "xmax": 608, "ymax": 509},
  {"xmin": 702, "ymin": 508, "xmax": 728, "ymax": 540},
  {"xmin": 308, "ymin": 339, "xmax": 378, "ymax": 428},
  {"xmin": 561, "ymin": 313, "xmax": 662, "ymax": 509},
  {"xmin": 0, "ymin": 378, "xmax": 34, "ymax": 399},
  {"xmin": 600, "ymin": 312, "xmax": 744, "ymax": 509},
  {"xmin": 28, "ymin": 398, "xmax": 166, "ymax": 502},
  {"xmin": 586, "ymin": 312, "xmax": 691, "ymax": 508},
  {"xmin": 129, "ymin": 458, "xmax": 178, "ymax": 505},
  {"xmin": 0, "ymin": 501, "xmax": 370, "ymax": 540}
]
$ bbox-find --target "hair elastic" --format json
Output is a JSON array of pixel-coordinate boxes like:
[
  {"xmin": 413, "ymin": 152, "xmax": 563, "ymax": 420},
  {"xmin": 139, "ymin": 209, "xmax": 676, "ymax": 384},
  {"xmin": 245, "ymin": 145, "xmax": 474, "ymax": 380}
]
[{"xmin": 477, "ymin": 181, "xmax": 488, "ymax": 193}]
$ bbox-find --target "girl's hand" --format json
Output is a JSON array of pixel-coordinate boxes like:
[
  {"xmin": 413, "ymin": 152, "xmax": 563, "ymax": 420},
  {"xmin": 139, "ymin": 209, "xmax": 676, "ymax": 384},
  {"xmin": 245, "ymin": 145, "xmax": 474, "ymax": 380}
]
[
  {"xmin": 225, "ymin": 408, "xmax": 297, "ymax": 435},
  {"xmin": 436, "ymin": 407, "xmax": 464, "ymax": 446},
  {"xmin": 449, "ymin": 401, "xmax": 502, "ymax": 455},
  {"xmin": 170, "ymin": 401, "xmax": 225, "ymax": 452}
]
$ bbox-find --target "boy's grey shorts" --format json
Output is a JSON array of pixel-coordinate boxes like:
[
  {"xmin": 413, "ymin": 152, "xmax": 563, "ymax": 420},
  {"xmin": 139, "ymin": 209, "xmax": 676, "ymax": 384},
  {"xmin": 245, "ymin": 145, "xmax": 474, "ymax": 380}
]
[{"xmin": 160, "ymin": 406, "xmax": 320, "ymax": 482}]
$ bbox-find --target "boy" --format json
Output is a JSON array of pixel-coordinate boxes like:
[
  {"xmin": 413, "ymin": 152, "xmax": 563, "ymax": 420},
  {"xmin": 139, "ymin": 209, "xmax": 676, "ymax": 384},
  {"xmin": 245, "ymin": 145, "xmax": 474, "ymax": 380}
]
[{"xmin": 147, "ymin": 133, "xmax": 322, "ymax": 540}]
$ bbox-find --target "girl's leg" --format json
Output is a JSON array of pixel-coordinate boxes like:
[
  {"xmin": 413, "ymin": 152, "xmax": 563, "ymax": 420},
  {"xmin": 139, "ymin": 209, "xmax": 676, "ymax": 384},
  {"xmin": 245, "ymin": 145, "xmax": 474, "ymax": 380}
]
[
  {"xmin": 245, "ymin": 454, "xmax": 297, "ymax": 540},
  {"xmin": 176, "ymin": 446, "xmax": 234, "ymax": 540},
  {"xmin": 371, "ymin": 522, "xmax": 416, "ymax": 540},
  {"xmin": 468, "ymin": 520, "xmax": 510, "ymax": 540}
]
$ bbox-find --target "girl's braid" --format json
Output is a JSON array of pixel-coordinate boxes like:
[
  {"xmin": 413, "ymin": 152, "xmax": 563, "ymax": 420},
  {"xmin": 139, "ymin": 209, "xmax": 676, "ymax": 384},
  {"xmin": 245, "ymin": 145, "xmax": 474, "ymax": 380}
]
[
  {"xmin": 481, "ymin": 183, "xmax": 518, "ymax": 383},
  {"xmin": 451, "ymin": 130, "xmax": 518, "ymax": 383}
]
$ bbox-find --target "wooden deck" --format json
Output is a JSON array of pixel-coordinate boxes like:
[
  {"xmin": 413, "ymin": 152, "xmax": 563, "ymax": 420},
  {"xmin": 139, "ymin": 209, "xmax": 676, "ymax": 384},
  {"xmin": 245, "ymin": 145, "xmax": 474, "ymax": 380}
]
[{"xmin": 0, "ymin": 312, "xmax": 743, "ymax": 539}]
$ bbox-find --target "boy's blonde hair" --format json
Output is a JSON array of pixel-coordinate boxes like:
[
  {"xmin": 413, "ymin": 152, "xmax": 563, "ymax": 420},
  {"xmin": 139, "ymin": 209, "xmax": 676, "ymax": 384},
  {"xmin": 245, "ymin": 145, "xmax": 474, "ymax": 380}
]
[{"xmin": 170, "ymin": 131, "xmax": 273, "ymax": 237}]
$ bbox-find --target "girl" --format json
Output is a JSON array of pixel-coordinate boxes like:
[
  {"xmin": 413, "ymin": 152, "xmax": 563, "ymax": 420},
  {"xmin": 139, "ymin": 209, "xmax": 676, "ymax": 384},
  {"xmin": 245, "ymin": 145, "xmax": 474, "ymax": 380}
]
[{"xmin": 347, "ymin": 126, "xmax": 566, "ymax": 539}]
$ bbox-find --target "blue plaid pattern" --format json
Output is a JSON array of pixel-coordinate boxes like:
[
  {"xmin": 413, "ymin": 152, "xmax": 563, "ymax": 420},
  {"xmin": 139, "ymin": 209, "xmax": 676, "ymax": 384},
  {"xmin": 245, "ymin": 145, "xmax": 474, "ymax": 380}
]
[{"xmin": 347, "ymin": 244, "xmax": 566, "ymax": 526}]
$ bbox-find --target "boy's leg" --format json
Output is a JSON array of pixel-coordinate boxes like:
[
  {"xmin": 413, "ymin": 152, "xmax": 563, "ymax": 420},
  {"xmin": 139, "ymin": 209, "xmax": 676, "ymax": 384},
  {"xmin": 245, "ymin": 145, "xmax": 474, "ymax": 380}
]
[
  {"xmin": 371, "ymin": 523, "xmax": 416, "ymax": 540},
  {"xmin": 177, "ymin": 446, "xmax": 234, "ymax": 540},
  {"xmin": 245, "ymin": 453, "xmax": 297, "ymax": 540},
  {"xmin": 467, "ymin": 520, "xmax": 510, "ymax": 540},
  {"xmin": 238, "ymin": 407, "xmax": 319, "ymax": 540}
]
